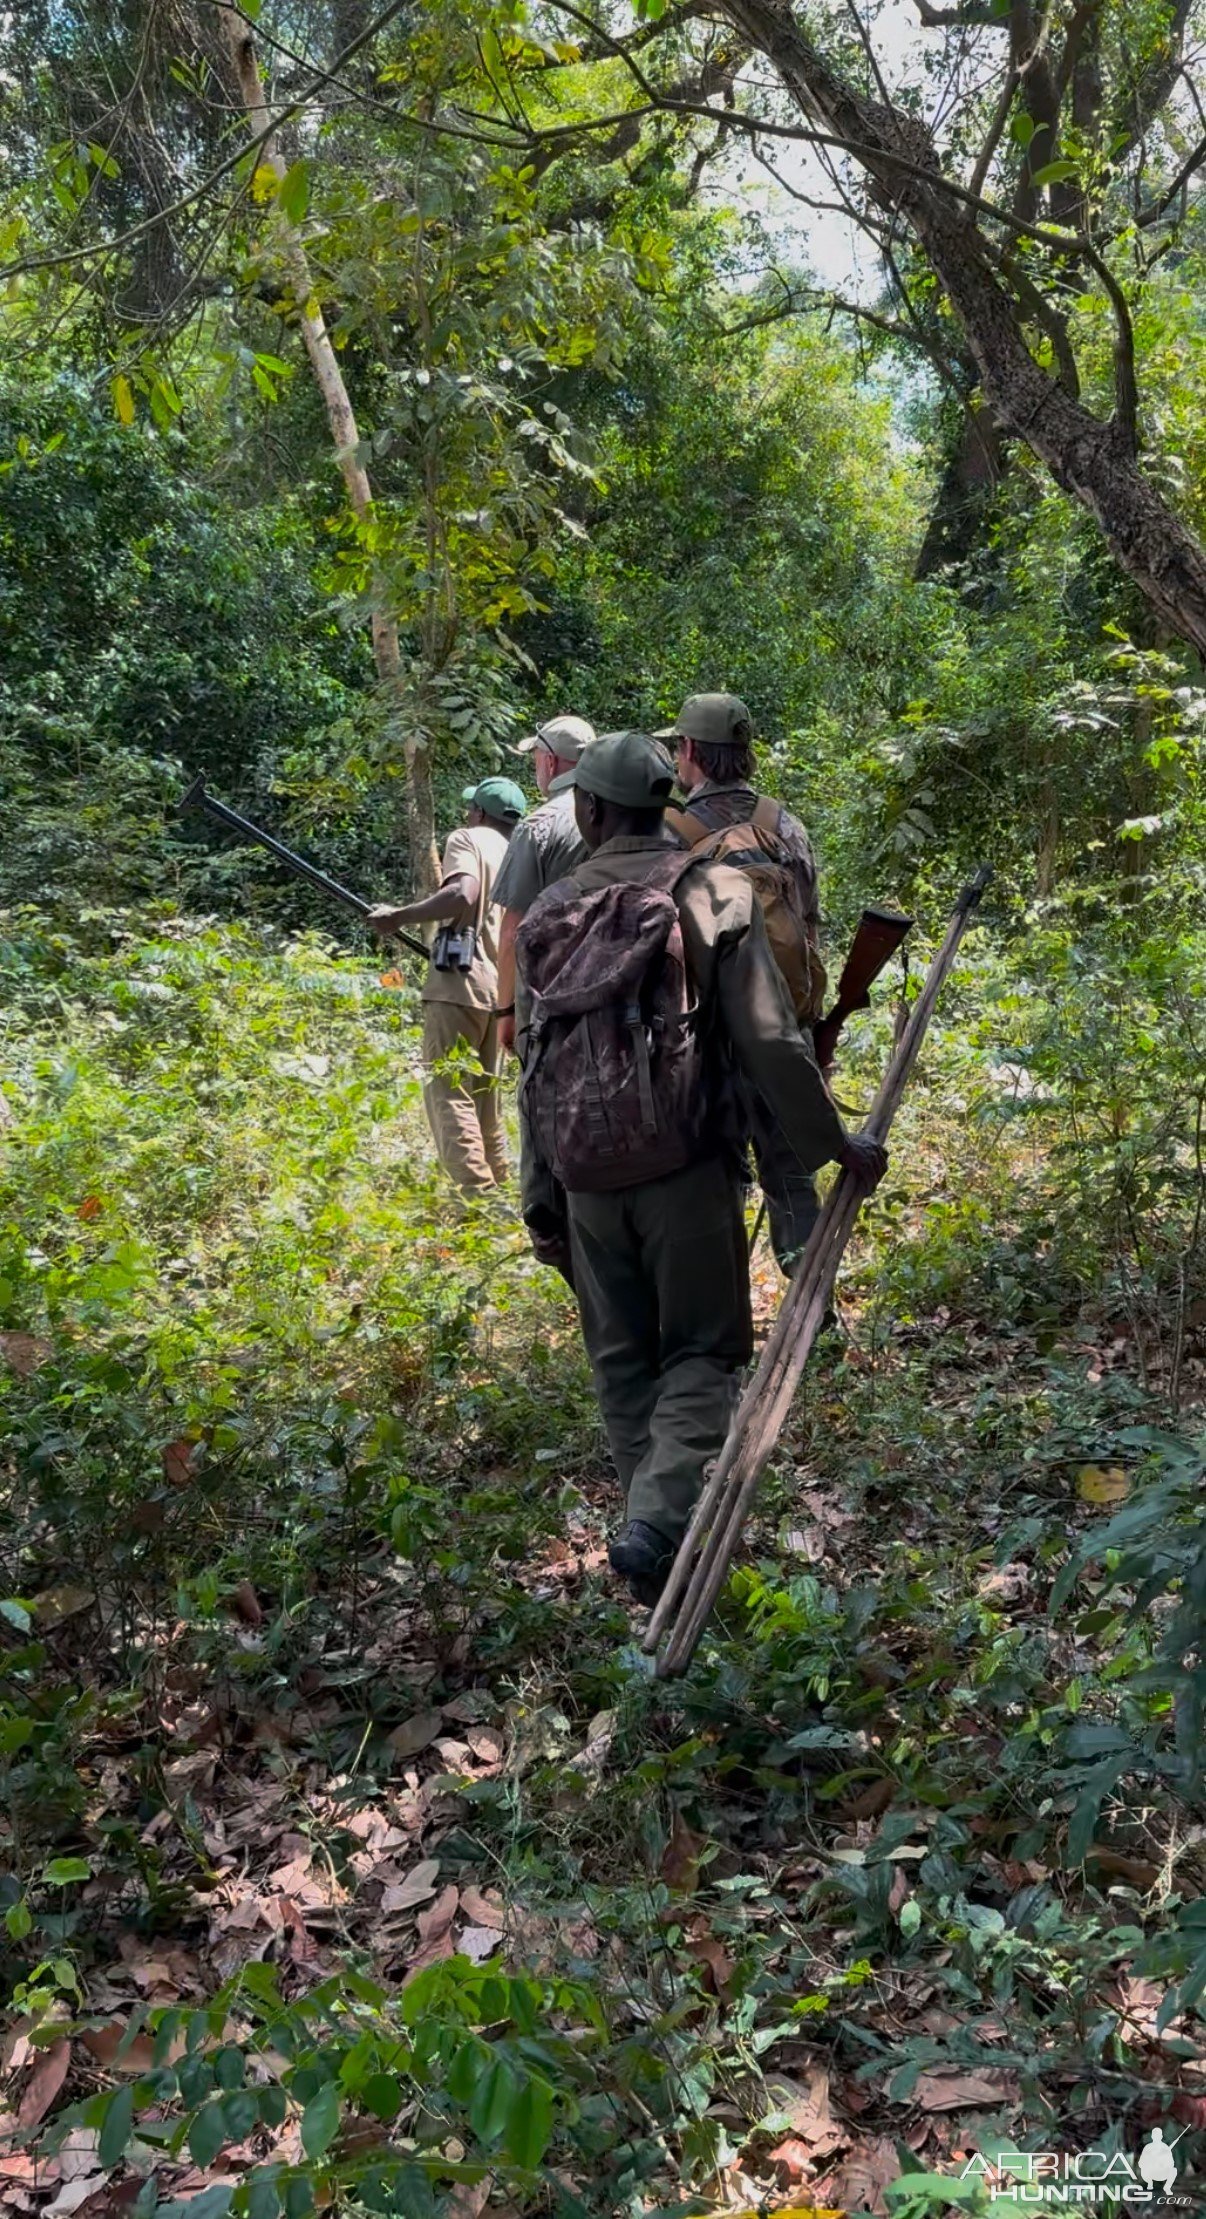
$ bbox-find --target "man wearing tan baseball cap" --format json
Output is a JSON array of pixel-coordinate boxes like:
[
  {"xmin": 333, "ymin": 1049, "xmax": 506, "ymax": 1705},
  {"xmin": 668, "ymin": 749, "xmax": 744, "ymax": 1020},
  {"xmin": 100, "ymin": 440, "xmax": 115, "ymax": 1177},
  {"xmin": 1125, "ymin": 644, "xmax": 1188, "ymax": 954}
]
[{"xmin": 493, "ymin": 713, "xmax": 597, "ymax": 1055}]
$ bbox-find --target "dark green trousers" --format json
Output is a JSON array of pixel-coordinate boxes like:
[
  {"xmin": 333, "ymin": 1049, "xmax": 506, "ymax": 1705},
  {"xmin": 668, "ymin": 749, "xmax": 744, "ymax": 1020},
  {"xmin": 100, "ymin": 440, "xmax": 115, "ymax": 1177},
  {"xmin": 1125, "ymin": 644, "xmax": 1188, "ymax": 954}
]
[{"xmin": 567, "ymin": 1154, "xmax": 753, "ymax": 1546}]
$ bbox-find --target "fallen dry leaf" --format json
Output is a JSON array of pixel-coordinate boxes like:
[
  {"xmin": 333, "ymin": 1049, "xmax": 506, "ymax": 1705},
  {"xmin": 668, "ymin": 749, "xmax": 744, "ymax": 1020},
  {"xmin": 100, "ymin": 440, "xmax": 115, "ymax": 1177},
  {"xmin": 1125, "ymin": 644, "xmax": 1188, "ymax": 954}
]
[
  {"xmin": 1086, "ymin": 1846, "xmax": 1160, "ymax": 1890},
  {"xmin": 404, "ymin": 1886, "xmax": 460, "ymax": 1983},
  {"xmin": 33, "ymin": 1586, "xmax": 94, "ymax": 1628},
  {"xmin": 417, "ymin": 1884, "xmax": 459, "ymax": 1944},
  {"xmin": 458, "ymin": 1926, "xmax": 502, "ymax": 1965},
  {"xmin": 79, "ymin": 2024, "xmax": 162, "ymax": 2075},
  {"xmin": 387, "ymin": 1710, "xmax": 444, "ymax": 1761},
  {"xmin": 686, "ymin": 1924, "xmax": 733, "ymax": 2002},
  {"xmin": 459, "ymin": 1885, "xmax": 505, "ymax": 1930},
  {"xmin": 76, "ymin": 1196, "xmax": 103, "ymax": 1222},
  {"xmin": 914, "ymin": 2069, "xmax": 1016, "ymax": 2112},
  {"xmin": 162, "ymin": 1438, "xmax": 199, "ymax": 1488},
  {"xmin": 764, "ymin": 2069, "xmax": 842, "ymax": 2160},
  {"xmin": 661, "ymin": 1808, "xmax": 707, "ymax": 1893},
  {"xmin": 17, "ymin": 2039, "xmax": 71, "ymax": 2129},
  {"xmin": 0, "ymin": 1332, "xmax": 51, "ymax": 1377},
  {"xmin": 230, "ymin": 1580, "xmax": 263, "ymax": 1629},
  {"xmin": 835, "ymin": 1777, "xmax": 895, "ymax": 1823},
  {"xmin": 828, "ymin": 2134, "xmax": 901, "ymax": 2215},
  {"xmin": 466, "ymin": 1726, "xmax": 505, "ymax": 1766},
  {"xmin": 1077, "ymin": 1463, "xmax": 1131, "ymax": 1506},
  {"xmin": 381, "ymin": 1859, "xmax": 440, "ymax": 1913},
  {"xmin": 45, "ymin": 2180, "xmax": 107, "ymax": 2218}
]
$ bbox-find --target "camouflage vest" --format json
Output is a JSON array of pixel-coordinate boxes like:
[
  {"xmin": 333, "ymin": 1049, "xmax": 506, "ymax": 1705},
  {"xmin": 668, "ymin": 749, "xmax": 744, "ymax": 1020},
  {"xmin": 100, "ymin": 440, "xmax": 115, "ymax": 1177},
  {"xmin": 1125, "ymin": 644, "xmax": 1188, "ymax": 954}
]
[{"xmin": 515, "ymin": 850, "xmax": 706, "ymax": 1194}]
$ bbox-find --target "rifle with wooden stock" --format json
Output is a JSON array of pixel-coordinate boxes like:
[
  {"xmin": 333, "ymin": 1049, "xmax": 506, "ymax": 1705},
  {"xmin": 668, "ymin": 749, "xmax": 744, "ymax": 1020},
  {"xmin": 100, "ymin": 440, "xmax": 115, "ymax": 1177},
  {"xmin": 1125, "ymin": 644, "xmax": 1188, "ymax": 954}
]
[
  {"xmin": 814, "ymin": 905, "xmax": 913, "ymax": 1068},
  {"xmin": 177, "ymin": 775, "xmax": 429, "ymax": 962}
]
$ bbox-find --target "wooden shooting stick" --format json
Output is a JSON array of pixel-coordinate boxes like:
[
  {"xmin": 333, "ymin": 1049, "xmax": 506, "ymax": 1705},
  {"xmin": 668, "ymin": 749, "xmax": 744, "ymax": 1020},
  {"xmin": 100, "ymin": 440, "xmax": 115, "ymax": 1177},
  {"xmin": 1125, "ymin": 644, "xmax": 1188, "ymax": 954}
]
[{"xmin": 644, "ymin": 866, "xmax": 991, "ymax": 1680}]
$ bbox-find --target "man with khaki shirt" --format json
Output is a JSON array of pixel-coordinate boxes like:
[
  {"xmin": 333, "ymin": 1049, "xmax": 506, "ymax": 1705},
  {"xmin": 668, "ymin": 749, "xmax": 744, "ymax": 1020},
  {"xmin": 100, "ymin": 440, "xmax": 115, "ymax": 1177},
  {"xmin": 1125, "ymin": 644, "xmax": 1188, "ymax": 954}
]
[{"xmin": 369, "ymin": 776, "xmax": 526, "ymax": 1192}]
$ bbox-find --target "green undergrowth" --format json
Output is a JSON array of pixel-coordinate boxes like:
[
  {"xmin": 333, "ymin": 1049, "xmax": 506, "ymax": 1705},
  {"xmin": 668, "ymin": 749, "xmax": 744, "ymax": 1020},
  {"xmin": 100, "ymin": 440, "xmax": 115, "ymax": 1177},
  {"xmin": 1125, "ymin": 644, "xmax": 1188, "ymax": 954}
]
[{"xmin": 1, "ymin": 908, "xmax": 1205, "ymax": 2217}]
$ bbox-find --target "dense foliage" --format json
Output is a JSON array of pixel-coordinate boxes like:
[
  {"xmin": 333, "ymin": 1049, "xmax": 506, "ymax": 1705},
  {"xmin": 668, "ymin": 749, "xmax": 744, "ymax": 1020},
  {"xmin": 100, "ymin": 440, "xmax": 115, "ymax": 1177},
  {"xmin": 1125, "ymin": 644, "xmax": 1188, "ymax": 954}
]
[{"xmin": 1, "ymin": 3, "xmax": 1205, "ymax": 2216}]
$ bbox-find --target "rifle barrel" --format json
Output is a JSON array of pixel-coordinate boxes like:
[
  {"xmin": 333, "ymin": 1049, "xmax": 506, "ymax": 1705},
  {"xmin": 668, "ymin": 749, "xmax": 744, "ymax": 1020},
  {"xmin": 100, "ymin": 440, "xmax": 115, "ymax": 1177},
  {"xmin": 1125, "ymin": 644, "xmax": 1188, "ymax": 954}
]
[{"xmin": 178, "ymin": 776, "xmax": 429, "ymax": 962}]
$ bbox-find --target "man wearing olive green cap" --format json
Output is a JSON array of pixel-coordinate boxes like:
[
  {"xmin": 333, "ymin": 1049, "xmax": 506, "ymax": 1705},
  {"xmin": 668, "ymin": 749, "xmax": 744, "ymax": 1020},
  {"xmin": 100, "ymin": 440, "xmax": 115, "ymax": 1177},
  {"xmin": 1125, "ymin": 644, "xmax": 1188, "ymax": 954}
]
[
  {"xmin": 369, "ymin": 776, "xmax": 527, "ymax": 1192},
  {"xmin": 660, "ymin": 692, "xmax": 828, "ymax": 1274},
  {"xmin": 515, "ymin": 731, "xmax": 886, "ymax": 1607}
]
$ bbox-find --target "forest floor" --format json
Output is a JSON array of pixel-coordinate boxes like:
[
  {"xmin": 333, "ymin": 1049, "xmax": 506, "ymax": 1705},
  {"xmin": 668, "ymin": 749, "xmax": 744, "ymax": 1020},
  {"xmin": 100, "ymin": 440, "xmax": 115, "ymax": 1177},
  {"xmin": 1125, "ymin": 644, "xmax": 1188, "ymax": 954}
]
[{"xmin": 1, "ymin": 912, "xmax": 1205, "ymax": 2219}]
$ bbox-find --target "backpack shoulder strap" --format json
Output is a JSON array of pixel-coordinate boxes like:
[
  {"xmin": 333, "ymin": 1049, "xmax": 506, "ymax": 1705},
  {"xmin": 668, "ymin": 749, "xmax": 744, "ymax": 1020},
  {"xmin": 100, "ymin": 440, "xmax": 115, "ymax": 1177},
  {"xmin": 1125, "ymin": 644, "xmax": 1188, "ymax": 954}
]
[
  {"xmin": 751, "ymin": 793, "xmax": 783, "ymax": 837},
  {"xmin": 665, "ymin": 805, "xmax": 713, "ymax": 849}
]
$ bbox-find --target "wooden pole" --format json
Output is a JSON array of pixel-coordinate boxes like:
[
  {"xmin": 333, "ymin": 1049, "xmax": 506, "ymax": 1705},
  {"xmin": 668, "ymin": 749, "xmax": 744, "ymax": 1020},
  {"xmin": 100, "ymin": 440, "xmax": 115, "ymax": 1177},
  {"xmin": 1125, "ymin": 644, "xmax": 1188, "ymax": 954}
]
[{"xmin": 645, "ymin": 868, "xmax": 990, "ymax": 1679}]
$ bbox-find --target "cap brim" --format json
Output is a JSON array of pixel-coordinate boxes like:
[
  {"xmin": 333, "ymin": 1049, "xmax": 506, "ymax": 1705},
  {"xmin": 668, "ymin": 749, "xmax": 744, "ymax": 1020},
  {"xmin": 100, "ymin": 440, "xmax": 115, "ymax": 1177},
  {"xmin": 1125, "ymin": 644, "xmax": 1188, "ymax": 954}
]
[
  {"xmin": 512, "ymin": 735, "xmax": 540, "ymax": 754},
  {"xmin": 653, "ymin": 726, "xmax": 681, "ymax": 740},
  {"xmin": 462, "ymin": 785, "xmax": 478, "ymax": 802}
]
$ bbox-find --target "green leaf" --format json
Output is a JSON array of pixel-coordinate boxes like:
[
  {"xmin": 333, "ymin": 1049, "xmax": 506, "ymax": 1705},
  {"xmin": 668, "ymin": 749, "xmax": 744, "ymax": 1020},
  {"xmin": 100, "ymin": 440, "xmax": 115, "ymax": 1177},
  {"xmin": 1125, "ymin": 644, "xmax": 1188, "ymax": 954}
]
[
  {"xmin": 221, "ymin": 2089, "xmax": 260, "ymax": 2142},
  {"xmin": 242, "ymin": 0, "xmax": 262, "ymax": 16},
  {"xmin": 468, "ymin": 2054, "xmax": 518, "ymax": 2144},
  {"xmin": 186, "ymin": 2191, "xmax": 233, "ymax": 2219},
  {"xmin": 1010, "ymin": 113, "xmax": 1036, "ymax": 148},
  {"xmin": 278, "ymin": 160, "xmax": 309, "ymax": 225},
  {"xmin": 0, "ymin": 1598, "xmax": 31, "ymax": 1631},
  {"xmin": 188, "ymin": 2099, "xmax": 229, "ymax": 2169},
  {"xmin": 113, "ymin": 375, "xmax": 135, "ymax": 426},
  {"xmin": 246, "ymin": 2178, "xmax": 282, "ymax": 2219},
  {"xmin": 1032, "ymin": 159, "xmax": 1078, "ymax": 185},
  {"xmin": 43, "ymin": 1856, "xmax": 92, "ymax": 1885},
  {"xmin": 899, "ymin": 1897, "xmax": 922, "ymax": 1938},
  {"xmin": 6, "ymin": 1900, "xmax": 32, "ymax": 1940},
  {"xmin": 214, "ymin": 2046, "xmax": 245, "ymax": 2091},
  {"xmin": 99, "ymin": 2081, "xmax": 135, "ymax": 2169},
  {"xmin": 502, "ymin": 2073, "xmax": 553, "ymax": 2170},
  {"xmin": 361, "ymin": 2072, "xmax": 403, "ymax": 2122},
  {"xmin": 300, "ymin": 2082, "xmax": 340, "ymax": 2161},
  {"xmin": 1067, "ymin": 1755, "xmax": 1128, "ymax": 1866}
]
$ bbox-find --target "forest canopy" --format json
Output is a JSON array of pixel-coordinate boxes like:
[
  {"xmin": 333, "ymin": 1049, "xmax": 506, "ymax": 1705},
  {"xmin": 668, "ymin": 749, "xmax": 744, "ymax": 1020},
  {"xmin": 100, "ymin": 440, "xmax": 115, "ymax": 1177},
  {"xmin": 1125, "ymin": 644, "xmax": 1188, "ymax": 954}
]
[{"xmin": 2, "ymin": 3, "xmax": 1206, "ymax": 2216}]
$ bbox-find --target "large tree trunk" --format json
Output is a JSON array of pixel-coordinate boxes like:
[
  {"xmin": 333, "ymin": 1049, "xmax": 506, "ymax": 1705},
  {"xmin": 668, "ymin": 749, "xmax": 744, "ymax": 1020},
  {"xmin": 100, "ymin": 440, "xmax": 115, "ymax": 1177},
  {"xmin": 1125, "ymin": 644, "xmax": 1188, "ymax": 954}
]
[
  {"xmin": 718, "ymin": 0, "xmax": 1206, "ymax": 660},
  {"xmin": 216, "ymin": 4, "xmax": 439, "ymax": 891}
]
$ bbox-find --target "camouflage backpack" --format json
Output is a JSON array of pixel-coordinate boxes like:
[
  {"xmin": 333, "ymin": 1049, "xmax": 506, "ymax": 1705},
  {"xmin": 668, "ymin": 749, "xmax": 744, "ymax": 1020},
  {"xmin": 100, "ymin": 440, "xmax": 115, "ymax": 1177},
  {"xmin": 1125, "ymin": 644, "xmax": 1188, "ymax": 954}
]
[
  {"xmin": 665, "ymin": 794, "xmax": 827, "ymax": 1024},
  {"xmin": 516, "ymin": 852, "xmax": 706, "ymax": 1194}
]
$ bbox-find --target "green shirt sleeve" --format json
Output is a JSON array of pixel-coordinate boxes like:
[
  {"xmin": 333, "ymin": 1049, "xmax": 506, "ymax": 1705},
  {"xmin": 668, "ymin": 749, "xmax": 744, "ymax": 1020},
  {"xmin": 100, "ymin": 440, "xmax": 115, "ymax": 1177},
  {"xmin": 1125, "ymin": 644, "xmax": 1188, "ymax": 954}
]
[{"xmin": 680, "ymin": 863, "xmax": 847, "ymax": 1175}]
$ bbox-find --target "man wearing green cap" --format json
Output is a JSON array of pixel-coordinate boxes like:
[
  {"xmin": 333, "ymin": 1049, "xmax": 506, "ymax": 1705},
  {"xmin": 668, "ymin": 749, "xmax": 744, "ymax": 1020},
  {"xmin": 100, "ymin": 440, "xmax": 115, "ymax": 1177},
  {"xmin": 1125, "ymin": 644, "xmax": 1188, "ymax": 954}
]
[
  {"xmin": 515, "ymin": 731, "xmax": 886, "ymax": 1605},
  {"xmin": 369, "ymin": 777, "xmax": 527, "ymax": 1193},
  {"xmin": 662, "ymin": 692, "xmax": 828, "ymax": 1274}
]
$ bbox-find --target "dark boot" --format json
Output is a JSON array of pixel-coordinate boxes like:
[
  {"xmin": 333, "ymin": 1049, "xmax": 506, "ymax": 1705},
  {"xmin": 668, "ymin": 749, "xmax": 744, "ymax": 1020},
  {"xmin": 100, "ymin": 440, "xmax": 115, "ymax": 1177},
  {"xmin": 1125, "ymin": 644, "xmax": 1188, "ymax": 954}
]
[{"xmin": 608, "ymin": 1520, "xmax": 675, "ymax": 1607}]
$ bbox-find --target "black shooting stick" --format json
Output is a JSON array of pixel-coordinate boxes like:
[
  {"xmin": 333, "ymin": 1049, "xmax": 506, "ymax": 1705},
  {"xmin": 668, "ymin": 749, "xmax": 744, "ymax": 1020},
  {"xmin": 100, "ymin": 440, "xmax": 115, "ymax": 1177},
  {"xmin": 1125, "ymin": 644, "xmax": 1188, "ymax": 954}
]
[{"xmin": 177, "ymin": 775, "xmax": 429, "ymax": 962}]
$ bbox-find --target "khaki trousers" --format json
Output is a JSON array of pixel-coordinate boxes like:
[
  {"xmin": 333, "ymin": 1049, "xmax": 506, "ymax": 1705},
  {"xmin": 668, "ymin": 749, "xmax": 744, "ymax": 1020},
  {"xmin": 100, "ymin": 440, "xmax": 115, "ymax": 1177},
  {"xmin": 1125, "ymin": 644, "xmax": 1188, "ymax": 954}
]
[
  {"xmin": 567, "ymin": 1154, "xmax": 753, "ymax": 1546},
  {"xmin": 421, "ymin": 1000, "xmax": 507, "ymax": 1191}
]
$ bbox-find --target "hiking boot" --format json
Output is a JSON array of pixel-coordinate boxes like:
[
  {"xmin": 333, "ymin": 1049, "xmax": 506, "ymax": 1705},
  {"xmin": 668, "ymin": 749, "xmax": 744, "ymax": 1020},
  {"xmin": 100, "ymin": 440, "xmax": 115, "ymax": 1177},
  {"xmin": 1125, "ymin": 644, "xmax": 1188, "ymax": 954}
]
[{"xmin": 608, "ymin": 1520, "xmax": 675, "ymax": 1607}]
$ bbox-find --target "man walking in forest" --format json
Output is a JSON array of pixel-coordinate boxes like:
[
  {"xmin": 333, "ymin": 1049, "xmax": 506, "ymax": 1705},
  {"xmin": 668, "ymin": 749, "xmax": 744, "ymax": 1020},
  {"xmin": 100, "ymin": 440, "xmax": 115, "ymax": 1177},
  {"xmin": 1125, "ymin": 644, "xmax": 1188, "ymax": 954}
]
[
  {"xmin": 492, "ymin": 713, "xmax": 597, "ymax": 1058},
  {"xmin": 369, "ymin": 777, "xmax": 526, "ymax": 1194},
  {"xmin": 515, "ymin": 731, "xmax": 886, "ymax": 1606},
  {"xmin": 662, "ymin": 692, "xmax": 829, "ymax": 1275},
  {"xmin": 492, "ymin": 712, "xmax": 597, "ymax": 1276}
]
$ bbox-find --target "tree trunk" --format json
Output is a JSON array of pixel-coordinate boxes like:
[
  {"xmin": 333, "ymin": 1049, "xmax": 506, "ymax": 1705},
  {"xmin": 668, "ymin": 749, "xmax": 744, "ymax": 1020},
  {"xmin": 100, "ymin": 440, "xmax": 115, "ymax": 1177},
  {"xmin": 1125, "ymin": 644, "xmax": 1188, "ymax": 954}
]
[
  {"xmin": 216, "ymin": 4, "xmax": 439, "ymax": 892},
  {"xmin": 718, "ymin": 0, "xmax": 1206, "ymax": 660}
]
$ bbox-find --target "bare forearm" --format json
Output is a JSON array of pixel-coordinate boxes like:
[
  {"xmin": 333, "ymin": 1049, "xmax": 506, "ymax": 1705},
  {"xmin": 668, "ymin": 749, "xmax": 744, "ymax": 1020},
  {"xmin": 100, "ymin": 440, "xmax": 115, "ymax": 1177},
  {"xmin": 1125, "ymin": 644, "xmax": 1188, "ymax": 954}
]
[{"xmin": 497, "ymin": 910, "xmax": 520, "ymax": 1007}]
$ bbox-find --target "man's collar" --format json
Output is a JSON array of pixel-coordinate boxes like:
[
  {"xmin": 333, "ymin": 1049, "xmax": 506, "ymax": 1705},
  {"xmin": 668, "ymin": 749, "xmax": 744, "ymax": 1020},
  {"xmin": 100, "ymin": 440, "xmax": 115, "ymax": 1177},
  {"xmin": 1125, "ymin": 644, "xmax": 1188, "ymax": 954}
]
[
  {"xmin": 547, "ymin": 769, "xmax": 578, "ymax": 796},
  {"xmin": 688, "ymin": 778, "xmax": 756, "ymax": 803},
  {"xmin": 594, "ymin": 833, "xmax": 676, "ymax": 856}
]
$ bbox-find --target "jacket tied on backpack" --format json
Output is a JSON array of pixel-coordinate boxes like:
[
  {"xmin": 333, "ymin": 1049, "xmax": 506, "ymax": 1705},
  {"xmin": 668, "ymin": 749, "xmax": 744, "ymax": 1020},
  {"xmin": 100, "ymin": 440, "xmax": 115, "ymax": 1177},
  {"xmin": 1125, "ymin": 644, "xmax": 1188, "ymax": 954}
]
[
  {"xmin": 665, "ymin": 792, "xmax": 827, "ymax": 1025},
  {"xmin": 516, "ymin": 850, "xmax": 709, "ymax": 1195}
]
